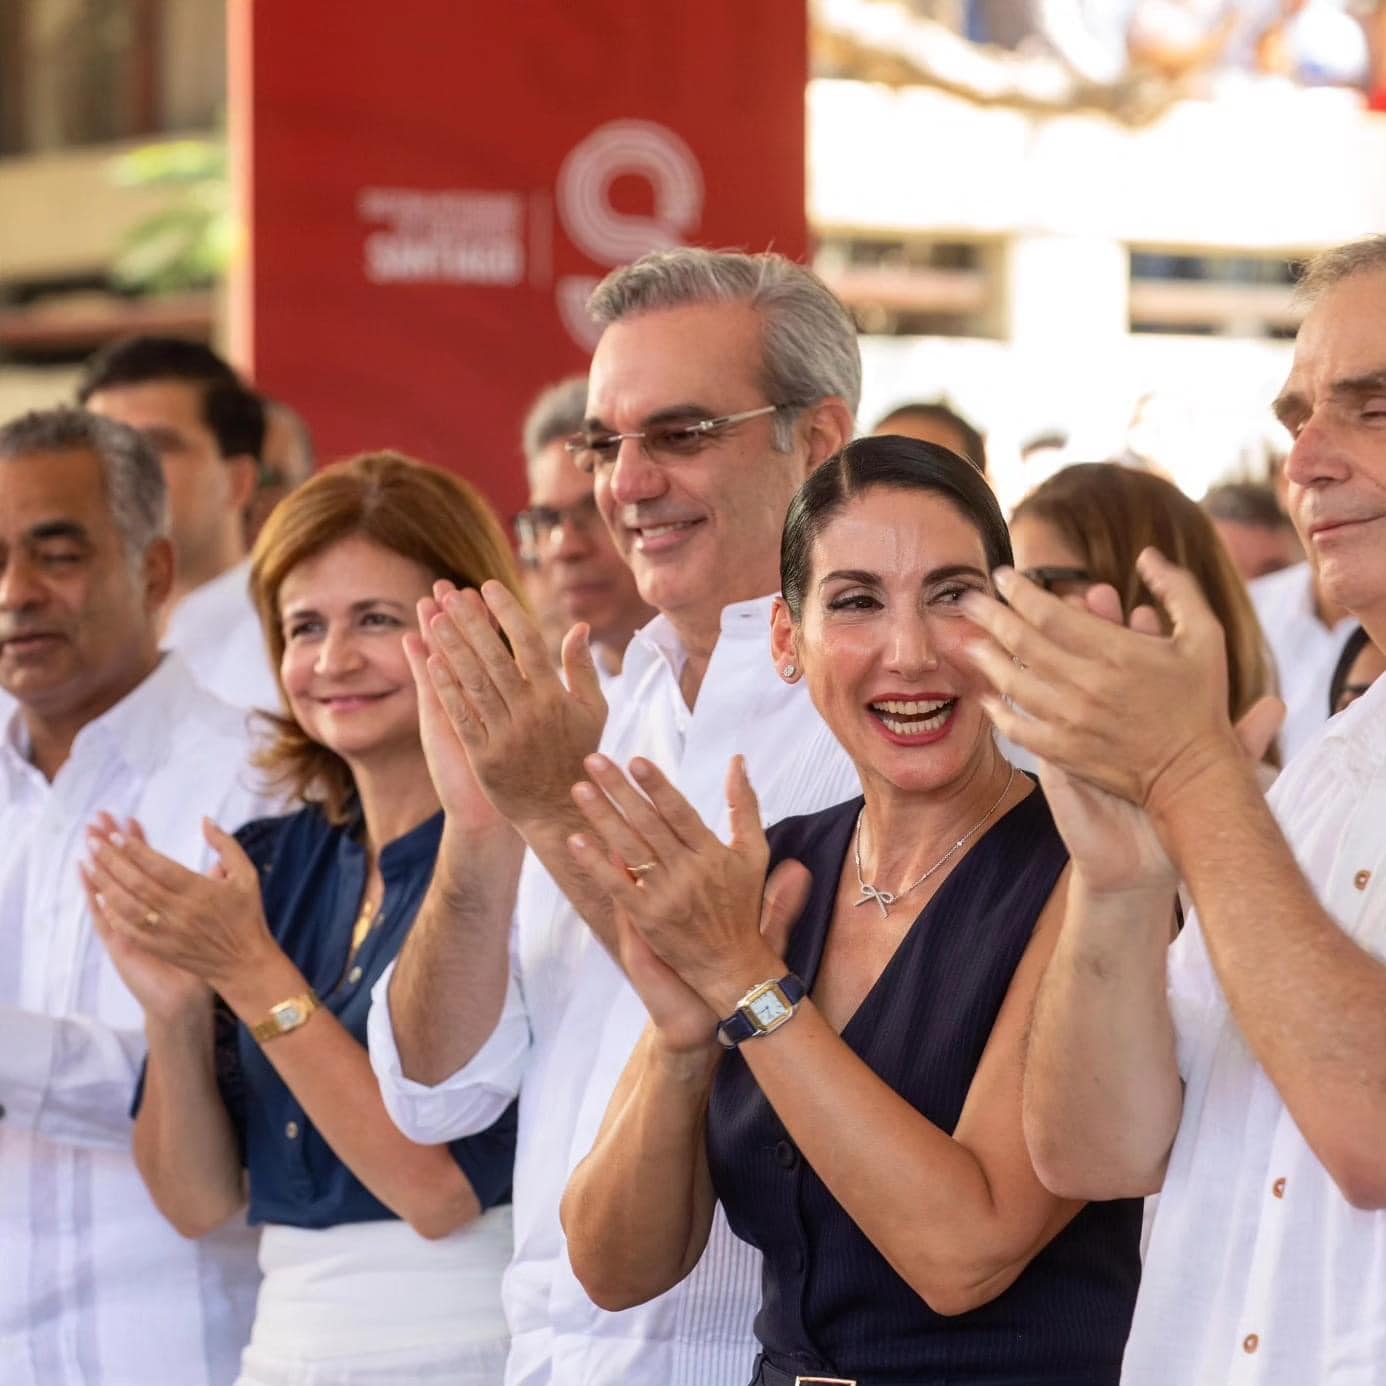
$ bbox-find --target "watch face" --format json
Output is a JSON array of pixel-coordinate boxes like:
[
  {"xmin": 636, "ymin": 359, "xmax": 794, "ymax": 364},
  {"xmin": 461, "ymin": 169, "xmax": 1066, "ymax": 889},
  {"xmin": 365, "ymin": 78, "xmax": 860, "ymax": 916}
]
[
  {"xmin": 278, "ymin": 1001, "xmax": 305, "ymax": 1027},
  {"xmin": 747, "ymin": 987, "xmax": 789, "ymax": 1029}
]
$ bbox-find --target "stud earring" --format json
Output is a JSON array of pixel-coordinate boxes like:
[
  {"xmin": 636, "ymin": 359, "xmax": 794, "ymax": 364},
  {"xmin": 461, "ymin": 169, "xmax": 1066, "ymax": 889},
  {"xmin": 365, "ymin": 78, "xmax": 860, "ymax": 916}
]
[{"xmin": 782, "ymin": 664, "xmax": 797, "ymax": 680}]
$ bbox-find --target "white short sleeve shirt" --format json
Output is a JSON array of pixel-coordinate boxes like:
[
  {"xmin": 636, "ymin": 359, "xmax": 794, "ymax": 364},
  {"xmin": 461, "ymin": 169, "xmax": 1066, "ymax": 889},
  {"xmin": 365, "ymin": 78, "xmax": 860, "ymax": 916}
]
[{"xmin": 1124, "ymin": 676, "xmax": 1386, "ymax": 1385}]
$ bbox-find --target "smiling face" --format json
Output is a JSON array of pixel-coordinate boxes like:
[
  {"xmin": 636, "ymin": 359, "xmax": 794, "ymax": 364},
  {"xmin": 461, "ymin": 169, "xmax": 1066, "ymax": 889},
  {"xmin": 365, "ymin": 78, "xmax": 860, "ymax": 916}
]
[
  {"xmin": 771, "ymin": 486, "xmax": 997, "ymax": 798},
  {"xmin": 277, "ymin": 534, "xmax": 434, "ymax": 768},
  {"xmin": 1275, "ymin": 268, "xmax": 1386, "ymax": 634},
  {"xmin": 0, "ymin": 448, "xmax": 166, "ymax": 724},
  {"xmin": 587, "ymin": 301, "xmax": 814, "ymax": 636}
]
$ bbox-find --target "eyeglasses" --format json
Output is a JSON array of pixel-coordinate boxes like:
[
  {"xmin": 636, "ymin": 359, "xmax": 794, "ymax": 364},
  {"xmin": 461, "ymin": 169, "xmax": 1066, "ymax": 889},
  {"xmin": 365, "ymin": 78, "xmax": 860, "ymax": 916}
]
[
  {"xmin": 1021, "ymin": 566, "xmax": 1095, "ymax": 599},
  {"xmin": 563, "ymin": 403, "xmax": 793, "ymax": 476},
  {"xmin": 513, "ymin": 494, "xmax": 602, "ymax": 563}
]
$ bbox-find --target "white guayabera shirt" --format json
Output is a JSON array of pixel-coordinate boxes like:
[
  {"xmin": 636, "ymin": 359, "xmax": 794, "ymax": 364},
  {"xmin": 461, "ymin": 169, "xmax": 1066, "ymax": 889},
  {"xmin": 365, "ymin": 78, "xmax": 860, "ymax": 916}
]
[
  {"xmin": 0, "ymin": 655, "xmax": 274, "ymax": 1386},
  {"xmin": 370, "ymin": 595, "xmax": 862, "ymax": 1386},
  {"xmin": 1125, "ymin": 674, "xmax": 1386, "ymax": 1385}
]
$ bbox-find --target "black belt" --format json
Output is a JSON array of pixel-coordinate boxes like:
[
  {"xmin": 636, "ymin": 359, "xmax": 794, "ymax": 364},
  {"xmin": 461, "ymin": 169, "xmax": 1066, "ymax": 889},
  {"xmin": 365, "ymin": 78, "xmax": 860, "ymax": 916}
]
[
  {"xmin": 749, "ymin": 1357, "xmax": 1109, "ymax": 1386},
  {"xmin": 750, "ymin": 1358, "xmax": 858, "ymax": 1386}
]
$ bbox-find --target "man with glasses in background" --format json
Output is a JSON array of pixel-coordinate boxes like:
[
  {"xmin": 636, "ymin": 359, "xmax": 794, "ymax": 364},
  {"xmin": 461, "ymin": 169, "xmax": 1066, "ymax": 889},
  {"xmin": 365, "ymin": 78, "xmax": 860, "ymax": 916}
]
[
  {"xmin": 514, "ymin": 376, "xmax": 652, "ymax": 683},
  {"xmin": 368, "ymin": 248, "xmax": 861, "ymax": 1385}
]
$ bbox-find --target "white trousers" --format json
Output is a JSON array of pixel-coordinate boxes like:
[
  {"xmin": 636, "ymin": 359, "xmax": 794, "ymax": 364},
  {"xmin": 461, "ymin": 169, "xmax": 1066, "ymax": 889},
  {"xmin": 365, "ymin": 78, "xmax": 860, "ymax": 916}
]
[{"xmin": 235, "ymin": 1206, "xmax": 512, "ymax": 1386}]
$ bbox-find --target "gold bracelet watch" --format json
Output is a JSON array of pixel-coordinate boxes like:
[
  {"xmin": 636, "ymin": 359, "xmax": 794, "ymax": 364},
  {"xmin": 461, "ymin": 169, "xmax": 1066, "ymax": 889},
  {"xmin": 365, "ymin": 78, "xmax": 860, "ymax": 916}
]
[{"xmin": 250, "ymin": 990, "xmax": 321, "ymax": 1044}]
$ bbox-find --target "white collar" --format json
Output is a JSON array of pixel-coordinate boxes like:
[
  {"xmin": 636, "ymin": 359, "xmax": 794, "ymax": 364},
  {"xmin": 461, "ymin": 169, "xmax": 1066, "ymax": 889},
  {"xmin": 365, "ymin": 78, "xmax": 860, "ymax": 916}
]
[
  {"xmin": 623, "ymin": 594, "xmax": 777, "ymax": 687},
  {"xmin": 0, "ymin": 652, "xmax": 204, "ymax": 789}
]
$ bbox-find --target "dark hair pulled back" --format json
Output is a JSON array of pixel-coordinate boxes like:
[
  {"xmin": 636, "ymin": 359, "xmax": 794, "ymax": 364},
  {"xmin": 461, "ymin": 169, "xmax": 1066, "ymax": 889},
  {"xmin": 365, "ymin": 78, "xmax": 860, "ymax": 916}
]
[{"xmin": 779, "ymin": 435, "xmax": 1012, "ymax": 621}]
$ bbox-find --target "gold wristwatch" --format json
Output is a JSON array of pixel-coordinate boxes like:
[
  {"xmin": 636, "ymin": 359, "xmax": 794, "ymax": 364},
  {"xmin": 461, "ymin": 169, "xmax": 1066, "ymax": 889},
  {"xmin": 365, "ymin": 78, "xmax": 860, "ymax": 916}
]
[{"xmin": 250, "ymin": 990, "xmax": 321, "ymax": 1044}]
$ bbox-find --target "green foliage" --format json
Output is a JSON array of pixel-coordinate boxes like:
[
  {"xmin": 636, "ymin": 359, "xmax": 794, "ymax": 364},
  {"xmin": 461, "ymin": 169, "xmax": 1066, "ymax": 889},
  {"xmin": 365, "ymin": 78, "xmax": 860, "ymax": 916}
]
[{"xmin": 107, "ymin": 137, "xmax": 231, "ymax": 293}]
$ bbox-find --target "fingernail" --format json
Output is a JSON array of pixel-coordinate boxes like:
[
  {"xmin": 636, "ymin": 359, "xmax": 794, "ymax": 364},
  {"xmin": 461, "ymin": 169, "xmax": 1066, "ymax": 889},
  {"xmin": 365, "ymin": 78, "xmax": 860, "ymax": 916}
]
[
  {"xmin": 568, "ymin": 834, "xmax": 589, "ymax": 852},
  {"xmin": 630, "ymin": 758, "xmax": 653, "ymax": 780},
  {"xmin": 572, "ymin": 783, "xmax": 596, "ymax": 802},
  {"xmin": 993, "ymin": 567, "xmax": 1016, "ymax": 592},
  {"xmin": 586, "ymin": 753, "xmax": 611, "ymax": 772},
  {"xmin": 109, "ymin": 831, "xmax": 125, "ymax": 848}
]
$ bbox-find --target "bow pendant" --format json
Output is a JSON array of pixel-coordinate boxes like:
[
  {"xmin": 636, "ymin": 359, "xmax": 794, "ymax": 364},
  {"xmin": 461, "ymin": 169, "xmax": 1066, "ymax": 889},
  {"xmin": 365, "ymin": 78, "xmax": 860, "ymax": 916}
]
[{"xmin": 855, "ymin": 884, "xmax": 896, "ymax": 919}]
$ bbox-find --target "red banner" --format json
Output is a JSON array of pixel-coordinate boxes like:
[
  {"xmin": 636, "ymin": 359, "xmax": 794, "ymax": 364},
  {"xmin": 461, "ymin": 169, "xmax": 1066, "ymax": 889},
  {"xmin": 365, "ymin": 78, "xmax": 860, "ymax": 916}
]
[{"xmin": 231, "ymin": 0, "xmax": 808, "ymax": 520}]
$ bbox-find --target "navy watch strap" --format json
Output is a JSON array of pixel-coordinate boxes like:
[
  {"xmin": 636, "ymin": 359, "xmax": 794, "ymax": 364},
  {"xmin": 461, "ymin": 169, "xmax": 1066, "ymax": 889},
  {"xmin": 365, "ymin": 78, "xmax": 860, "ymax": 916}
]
[{"xmin": 716, "ymin": 974, "xmax": 806, "ymax": 1049}]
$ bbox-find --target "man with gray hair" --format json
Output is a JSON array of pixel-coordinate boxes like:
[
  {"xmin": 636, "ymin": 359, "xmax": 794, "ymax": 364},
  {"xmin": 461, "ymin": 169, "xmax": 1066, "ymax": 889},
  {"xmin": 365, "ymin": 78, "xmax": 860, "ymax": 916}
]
[
  {"xmin": 514, "ymin": 375, "xmax": 652, "ymax": 680},
  {"xmin": 0, "ymin": 407, "xmax": 267, "ymax": 1384},
  {"xmin": 369, "ymin": 248, "xmax": 861, "ymax": 1385},
  {"xmin": 965, "ymin": 233, "xmax": 1386, "ymax": 1383}
]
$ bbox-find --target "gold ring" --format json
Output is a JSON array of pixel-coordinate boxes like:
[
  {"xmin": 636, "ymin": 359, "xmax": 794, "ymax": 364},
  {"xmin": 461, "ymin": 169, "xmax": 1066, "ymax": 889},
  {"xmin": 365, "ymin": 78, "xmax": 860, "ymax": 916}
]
[
  {"xmin": 625, "ymin": 862, "xmax": 656, "ymax": 880},
  {"xmin": 139, "ymin": 909, "xmax": 160, "ymax": 930}
]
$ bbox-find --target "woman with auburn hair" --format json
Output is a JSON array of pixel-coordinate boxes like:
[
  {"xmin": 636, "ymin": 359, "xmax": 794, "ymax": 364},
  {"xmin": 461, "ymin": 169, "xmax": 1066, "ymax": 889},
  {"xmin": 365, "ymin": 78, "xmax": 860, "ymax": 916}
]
[
  {"xmin": 1009, "ymin": 462, "xmax": 1277, "ymax": 741},
  {"xmin": 82, "ymin": 451, "xmax": 525, "ymax": 1385}
]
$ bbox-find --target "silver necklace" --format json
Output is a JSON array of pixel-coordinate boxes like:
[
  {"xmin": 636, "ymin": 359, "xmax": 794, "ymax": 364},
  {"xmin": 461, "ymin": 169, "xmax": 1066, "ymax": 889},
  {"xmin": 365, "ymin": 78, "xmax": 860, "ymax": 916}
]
[{"xmin": 853, "ymin": 763, "xmax": 1017, "ymax": 919}]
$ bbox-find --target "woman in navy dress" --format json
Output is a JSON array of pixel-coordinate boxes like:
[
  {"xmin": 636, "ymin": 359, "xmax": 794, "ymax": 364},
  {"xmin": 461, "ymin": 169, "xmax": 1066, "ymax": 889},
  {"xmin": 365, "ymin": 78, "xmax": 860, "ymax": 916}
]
[
  {"xmin": 560, "ymin": 437, "xmax": 1143, "ymax": 1386},
  {"xmin": 83, "ymin": 453, "xmax": 524, "ymax": 1384}
]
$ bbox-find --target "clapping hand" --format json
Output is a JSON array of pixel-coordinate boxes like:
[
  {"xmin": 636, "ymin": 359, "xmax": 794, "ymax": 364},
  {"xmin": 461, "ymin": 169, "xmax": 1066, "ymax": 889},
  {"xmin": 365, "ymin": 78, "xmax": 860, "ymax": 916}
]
[
  {"xmin": 960, "ymin": 555, "xmax": 1282, "ymax": 898},
  {"xmin": 410, "ymin": 580, "xmax": 607, "ymax": 834},
  {"xmin": 960, "ymin": 549, "xmax": 1238, "ymax": 811},
  {"xmin": 565, "ymin": 754, "xmax": 811, "ymax": 1049},
  {"xmin": 81, "ymin": 816, "xmax": 210, "ymax": 1024},
  {"xmin": 82, "ymin": 814, "xmax": 281, "ymax": 1004}
]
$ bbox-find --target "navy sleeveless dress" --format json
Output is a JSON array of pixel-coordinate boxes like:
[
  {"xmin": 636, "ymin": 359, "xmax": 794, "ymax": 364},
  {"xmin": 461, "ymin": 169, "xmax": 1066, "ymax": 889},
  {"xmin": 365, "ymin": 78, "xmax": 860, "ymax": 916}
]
[{"xmin": 706, "ymin": 787, "xmax": 1141, "ymax": 1385}]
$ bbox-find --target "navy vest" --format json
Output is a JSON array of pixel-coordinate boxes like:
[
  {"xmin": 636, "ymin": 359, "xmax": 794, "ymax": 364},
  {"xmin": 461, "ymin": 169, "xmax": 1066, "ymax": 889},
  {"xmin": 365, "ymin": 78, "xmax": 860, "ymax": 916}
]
[{"xmin": 707, "ymin": 788, "xmax": 1140, "ymax": 1384}]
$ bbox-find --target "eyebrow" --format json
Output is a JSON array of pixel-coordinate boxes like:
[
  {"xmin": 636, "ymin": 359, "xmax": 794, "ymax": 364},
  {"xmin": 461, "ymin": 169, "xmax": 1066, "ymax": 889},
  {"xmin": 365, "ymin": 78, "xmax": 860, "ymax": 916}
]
[
  {"xmin": 583, "ymin": 403, "xmax": 715, "ymax": 434},
  {"xmin": 281, "ymin": 597, "xmax": 412, "ymax": 621},
  {"xmin": 137, "ymin": 424, "xmax": 187, "ymax": 450},
  {"xmin": 1273, "ymin": 369, "xmax": 1386, "ymax": 427},
  {"xmin": 817, "ymin": 563, "xmax": 990, "ymax": 588},
  {"xmin": 28, "ymin": 521, "xmax": 91, "ymax": 545}
]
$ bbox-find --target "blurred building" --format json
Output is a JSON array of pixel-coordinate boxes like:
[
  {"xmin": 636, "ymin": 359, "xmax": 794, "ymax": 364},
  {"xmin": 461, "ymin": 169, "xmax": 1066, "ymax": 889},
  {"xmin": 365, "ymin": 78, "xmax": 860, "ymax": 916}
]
[
  {"xmin": 0, "ymin": 0, "xmax": 226, "ymax": 417},
  {"xmin": 4, "ymin": 0, "xmax": 1386, "ymax": 508},
  {"xmin": 810, "ymin": 0, "xmax": 1386, "ymax": 505}
]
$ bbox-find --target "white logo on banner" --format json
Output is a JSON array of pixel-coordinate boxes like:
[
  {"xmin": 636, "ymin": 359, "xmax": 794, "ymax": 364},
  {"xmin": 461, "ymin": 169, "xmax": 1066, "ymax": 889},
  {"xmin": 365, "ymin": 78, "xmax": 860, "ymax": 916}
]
[
  {"xmin": 359, "ymin": 189, "xmax": 525, "ymax": 285},
  {"xmin": 555, "ymin": 119, "xmax": 705, "ymax": 349},
  {"xmin": 355, "ymin": 120, "xmax": 705, "ymax": 348}
]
